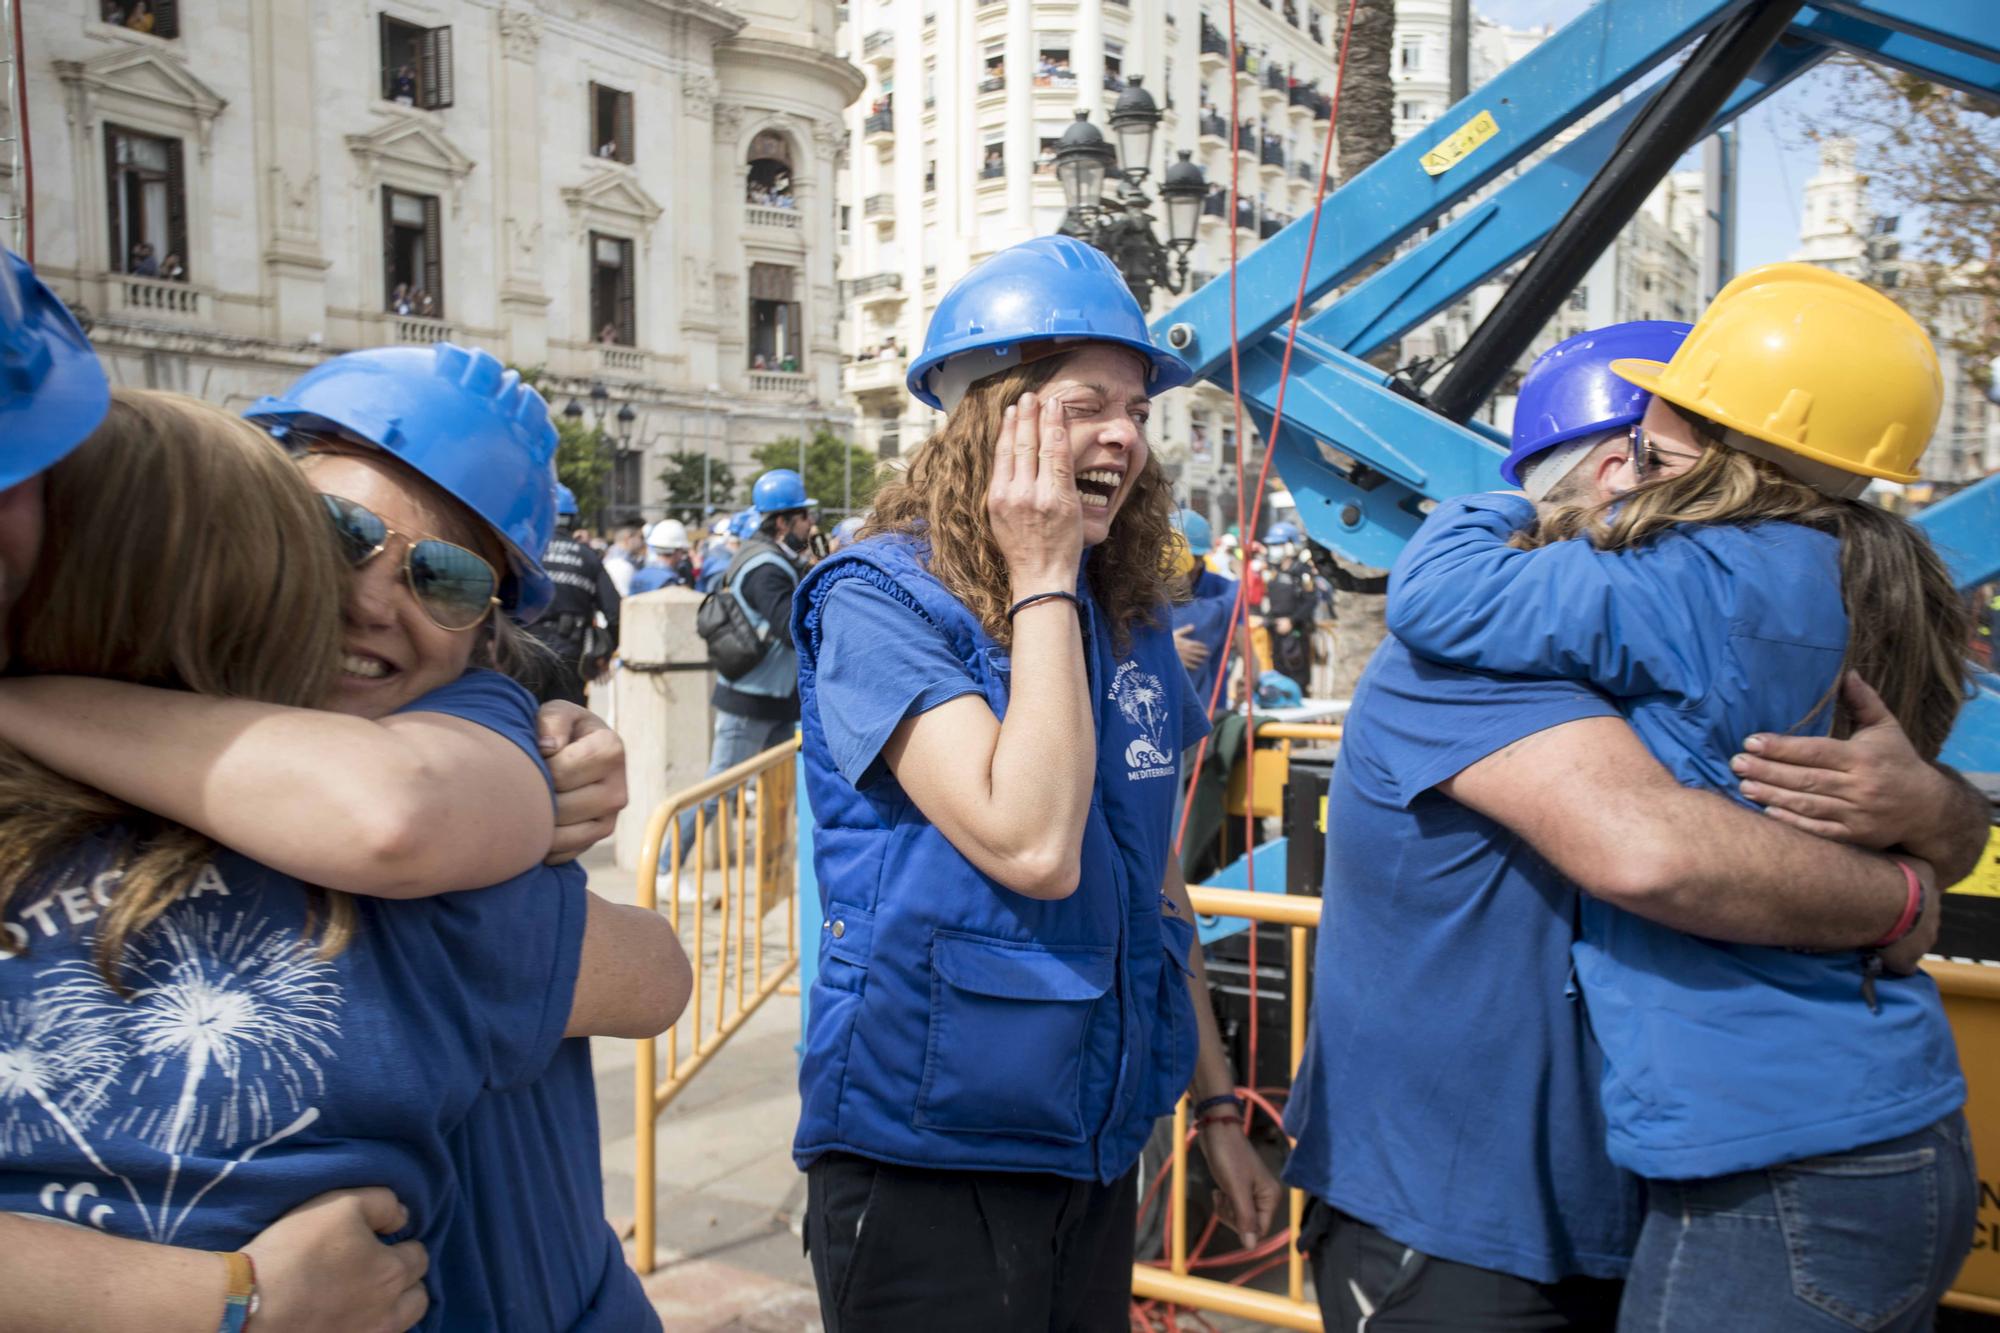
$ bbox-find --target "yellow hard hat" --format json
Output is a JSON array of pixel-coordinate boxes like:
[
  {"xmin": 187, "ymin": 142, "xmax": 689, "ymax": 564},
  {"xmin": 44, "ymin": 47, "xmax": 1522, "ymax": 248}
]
[
  {"xmin": 1166, "ymin": 530, "xmax": 1197, "ymax": 579},
  {"xmin": 1609, "ymin": 262, "xmax": 1941, "ymax": 484}
]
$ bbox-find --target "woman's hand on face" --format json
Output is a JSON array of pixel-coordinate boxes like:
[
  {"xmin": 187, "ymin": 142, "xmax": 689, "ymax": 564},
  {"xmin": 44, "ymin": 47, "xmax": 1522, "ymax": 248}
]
[
  {"xmin": 987, "ymin": 391, "xmax": 1083, "ymax": 595},
  {"xmin": 242, "ymin": 1188, "xmax": 429, "ymax": 1333}
]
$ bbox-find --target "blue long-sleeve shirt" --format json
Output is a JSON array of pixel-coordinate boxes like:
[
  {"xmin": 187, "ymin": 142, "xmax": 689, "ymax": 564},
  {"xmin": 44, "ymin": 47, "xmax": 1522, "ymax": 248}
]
[
  {"xmin": 1171, "ymin": 567, "xmax": 1238, "ymax": 709},
  {"xmin": 1386, "ymin": 494, "xmax": 1964, "ymax": 1179}
]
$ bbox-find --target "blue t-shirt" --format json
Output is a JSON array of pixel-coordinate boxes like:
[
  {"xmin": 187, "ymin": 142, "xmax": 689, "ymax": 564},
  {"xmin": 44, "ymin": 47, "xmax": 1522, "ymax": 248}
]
[
  {"xmin": 813, "ymin": 578, "xmax": 1210, "ymax": 786},
  {"xmin": 406, "ymin": 670, "xmax": 659, "ymax": 1332},
  {"xmin": 1281, "ymin": 638, "xmax": 1640, "ymax": 1283},
  {"xmin": 1171, "ymin": 567, "xmax": 1238, "ymax": 709},
  {"xmin": 1387, "ymin": 495, "xmax": 1966, "ymax": 1178},
  {"xmin": 0, "ymin": 672, "xmax": 581, "ymax": 1331}
]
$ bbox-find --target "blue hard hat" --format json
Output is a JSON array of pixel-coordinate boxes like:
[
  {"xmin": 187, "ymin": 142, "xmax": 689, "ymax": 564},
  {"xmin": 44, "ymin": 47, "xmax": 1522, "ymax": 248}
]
[
  {"xmin": 1, "ymin": 248, "xmax": 111, "ymax": 490},
  {"xmin": 1263, "ymin": 521, "xmax": 1301, "ymax": 546},
  {"xmin": 1254, "ymin": 670, "xmax": 1305, "ymax": 709},
  {"xmin": 1503, "ymin": 321, "xmax": 1693, "ymax": 485},
  {"xmin": 1173, "ymin": 508, "xmax": 1213, "ymax": 557},
  {"xmin": 751, "ymin": 467, "xmax": 816, "ymax": 514},
  {"xmin": 907, "ymin": 235, "xmax": 1194, "ymax": 413},
  {"xmin": 245, "ymin": 343, "xmax": 559, "ymax": 623},
  {"xmin": 728, "ymin": 507, "xmax": 759, "ymax": 539},
  {"xmin": 555, "ymin": 483, "xmax": 578, "ymax": 517},
  {"xmin": 832, "ymin": 515, "xmax": 865, "ymax": 543}
]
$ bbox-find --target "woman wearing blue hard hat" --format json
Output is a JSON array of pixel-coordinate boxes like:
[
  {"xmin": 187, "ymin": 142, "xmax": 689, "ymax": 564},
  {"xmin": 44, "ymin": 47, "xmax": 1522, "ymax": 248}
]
[
  {"xmin": 792, "ymin": 234, "xmax": 1280, "ymax": 1330},
  {"xmin": 0, "ymin": 343, "xmax": 683, "ymax": 1330},
  {"xmin": 0, "ymin": 253, "xmax": 485, "ymax": 1330}
]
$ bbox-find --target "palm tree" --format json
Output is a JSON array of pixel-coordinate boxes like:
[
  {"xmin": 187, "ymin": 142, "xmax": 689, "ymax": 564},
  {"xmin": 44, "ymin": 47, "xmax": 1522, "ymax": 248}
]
[{"xmin": 1327, "ymin": 0, "xmax": 1397, "ymax": 696}]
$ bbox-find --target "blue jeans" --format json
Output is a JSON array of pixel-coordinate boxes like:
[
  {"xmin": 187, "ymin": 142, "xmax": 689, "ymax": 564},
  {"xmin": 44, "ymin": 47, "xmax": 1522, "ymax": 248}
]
[
  {"xmin": 1618, "ymin": 1113, "xmax": 1976, "ymax": 1333},
  {"xmin": 674, "ymin": 709, "xmax": 795, "ymax": 862}
]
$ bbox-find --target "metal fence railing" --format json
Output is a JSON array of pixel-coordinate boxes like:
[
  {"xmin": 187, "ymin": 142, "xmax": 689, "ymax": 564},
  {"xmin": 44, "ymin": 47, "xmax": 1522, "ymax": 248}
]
[{"xmin": 630, "ymin": 736, "xmax": 802, "ymax": 1275}]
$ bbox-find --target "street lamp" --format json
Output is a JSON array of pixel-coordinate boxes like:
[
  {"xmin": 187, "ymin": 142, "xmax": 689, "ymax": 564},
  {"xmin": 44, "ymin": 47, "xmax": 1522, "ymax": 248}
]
[
  {"xmin": 1053, "ymin": 78, "xmax": 1206, "ymax": 308},
  {"xmin": 616, "ymin": 401, "xmax": 637, "ymax": 445}
]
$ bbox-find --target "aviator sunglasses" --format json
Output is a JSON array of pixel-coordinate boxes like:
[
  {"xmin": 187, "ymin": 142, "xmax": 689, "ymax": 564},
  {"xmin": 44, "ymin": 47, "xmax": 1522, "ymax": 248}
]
[
  {"xmin": 1628, "ymin": 422, "xmax": 1704, "ymax": 478},
  {"xmin": 320, "ymin": 494, "xmax": 501, "ymax": 632}
]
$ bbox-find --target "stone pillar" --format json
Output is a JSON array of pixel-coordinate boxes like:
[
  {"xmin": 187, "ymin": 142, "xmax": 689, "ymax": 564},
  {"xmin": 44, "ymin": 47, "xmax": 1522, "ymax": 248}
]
[
  {"xmin": 251, "ymin": 0, "xmax": 329, "ymax": 341},
  {"xmin": 1005, "ymin": 0, "xmax": 1034, "ymax": 234},
  {"xmin": 495, "ymin": 8, "xmax": 552, "ymax": 365},
  {"xmin": 612, "ymin": 590, "xmax": 717, "ymax": 872},
  {"xmin": 678, "ymin": 71, "xmax": 724, "ymax": 393}
]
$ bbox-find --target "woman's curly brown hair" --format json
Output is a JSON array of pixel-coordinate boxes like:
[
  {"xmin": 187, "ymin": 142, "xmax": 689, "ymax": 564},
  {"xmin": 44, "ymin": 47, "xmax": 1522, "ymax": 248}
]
[{"xmin": 860, "ymin": 356, "xmax": 1179, "ymax": 651}]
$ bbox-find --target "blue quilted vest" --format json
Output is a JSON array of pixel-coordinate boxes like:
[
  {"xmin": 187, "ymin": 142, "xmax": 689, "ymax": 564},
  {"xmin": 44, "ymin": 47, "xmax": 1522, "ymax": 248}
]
[{"xmin": 791, "ymin": 534, "xmax": 1202, "ymax": 1182}]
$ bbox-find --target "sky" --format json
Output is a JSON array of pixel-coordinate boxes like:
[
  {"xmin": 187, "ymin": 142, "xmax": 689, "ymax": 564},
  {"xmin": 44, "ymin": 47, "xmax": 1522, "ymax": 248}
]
[{"xmin": 1469, "ymin": 0, "xmax": 1844, "ymax": 271}]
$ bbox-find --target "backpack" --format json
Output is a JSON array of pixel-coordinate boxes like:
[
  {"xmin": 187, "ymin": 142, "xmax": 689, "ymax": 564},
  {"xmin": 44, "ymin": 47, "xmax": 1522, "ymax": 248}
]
[{"xmin": 696, "ymin": 545, "xmax": 799, "ymax": 680}]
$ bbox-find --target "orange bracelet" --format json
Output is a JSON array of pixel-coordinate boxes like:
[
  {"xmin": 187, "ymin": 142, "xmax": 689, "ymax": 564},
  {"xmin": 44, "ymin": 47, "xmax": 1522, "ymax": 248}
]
[{"xmin": 1870, "ymin": 860, "xmax": 1925, "ymax": 949}]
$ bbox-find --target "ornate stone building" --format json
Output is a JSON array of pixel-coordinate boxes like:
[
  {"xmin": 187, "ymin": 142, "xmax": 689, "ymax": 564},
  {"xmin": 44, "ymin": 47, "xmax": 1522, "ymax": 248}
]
[{"xmin": 18, "ymin": 0, "xmax": 863, "ymax": 521}]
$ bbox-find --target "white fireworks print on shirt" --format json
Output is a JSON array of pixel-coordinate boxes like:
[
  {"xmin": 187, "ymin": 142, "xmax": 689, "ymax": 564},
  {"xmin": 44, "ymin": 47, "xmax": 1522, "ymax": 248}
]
[{"xmin": 5, "ymin": 895, "xmax": 344, "ymax": 1241}]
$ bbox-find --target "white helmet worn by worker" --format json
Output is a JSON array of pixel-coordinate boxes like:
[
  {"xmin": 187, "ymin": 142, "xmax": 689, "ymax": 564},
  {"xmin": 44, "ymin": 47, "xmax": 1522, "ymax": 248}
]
[{"xmin": 646, "ymin": 518, "xmax": 690, "ymax": 552}]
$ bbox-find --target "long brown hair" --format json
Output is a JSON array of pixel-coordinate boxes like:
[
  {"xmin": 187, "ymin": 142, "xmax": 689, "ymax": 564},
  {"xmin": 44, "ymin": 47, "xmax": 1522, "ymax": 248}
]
[
  {"xmin": 861, "ymin": 356, "xmax": 1179, "ymax": 650},
  {"xmin": 0, "ymin": 390, "xmax": 353, "ymax": 990},
  {"xmin": 1529, "ymin": 441, "xmax": 1973, "ymax": 757}
]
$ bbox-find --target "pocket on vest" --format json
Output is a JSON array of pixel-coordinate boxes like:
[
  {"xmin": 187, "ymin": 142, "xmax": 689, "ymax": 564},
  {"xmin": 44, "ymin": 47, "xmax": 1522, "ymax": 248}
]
[
  {"xmin": 915, "ymin": 933, "xmax": 1115, "ymax": 1143},
  {"xmin": 1138, "ymin": 912, "xmax": 1202, "ymax": 1119}
]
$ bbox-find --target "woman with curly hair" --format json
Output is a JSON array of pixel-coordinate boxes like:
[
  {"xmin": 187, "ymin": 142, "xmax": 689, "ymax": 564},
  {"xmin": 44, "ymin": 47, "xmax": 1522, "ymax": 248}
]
[{"xmin": 789, "ymin": 236, "xmax": 1281, "ymax": 1331}]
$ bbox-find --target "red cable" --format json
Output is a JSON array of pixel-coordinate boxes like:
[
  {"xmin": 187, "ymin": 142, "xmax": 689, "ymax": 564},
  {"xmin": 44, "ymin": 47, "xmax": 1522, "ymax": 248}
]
[
  {"xmin": 11, "ymin": 0, "xmax": 33, "ymax": 261},
  {"xmin": 1145, "ymin": 4, "xmax": 1363, "ymax": 1318}
]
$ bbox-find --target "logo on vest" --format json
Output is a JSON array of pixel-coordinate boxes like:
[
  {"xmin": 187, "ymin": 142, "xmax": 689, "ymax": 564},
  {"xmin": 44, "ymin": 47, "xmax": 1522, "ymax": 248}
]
[{"xmin": 1110, "ymin": 662, "xmax": 1175, "ymax": 781}]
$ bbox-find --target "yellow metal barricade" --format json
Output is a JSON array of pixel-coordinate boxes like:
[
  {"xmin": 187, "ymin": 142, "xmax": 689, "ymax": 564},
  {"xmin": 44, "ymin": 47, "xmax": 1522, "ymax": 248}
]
[
  {"xmin": 1931, "ymin": 958, "xmax": 2000, "ymax": 1317},
  {"xmin": 1224, "ymin": 720, "xmax": 1342, "ymax": 820},
  {"xmin": 1133, "ymin": 885, "xmax": 1326, "ymax": 1332},
  {"xmin": 631, "ymin": 736, "xmax": 801, "ymax": 1276}
]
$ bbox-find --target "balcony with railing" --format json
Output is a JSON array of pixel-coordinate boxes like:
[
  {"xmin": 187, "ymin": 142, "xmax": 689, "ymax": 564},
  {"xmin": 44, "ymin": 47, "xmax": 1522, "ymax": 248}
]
[
  {"xmin": 861, "ymin": 29, "xmax": 893, "ymax": 60},
  {"xmin": 748, "ymin": 370, "xmax": 811, "ymax": 399},
  {"xmin": 978, "ymin": 74, "xmax": 1006, "ymax": 94},
  {"xmin": 1260, "ymin": 138, "xmax": 1286, "ymax": 169},
  {"xmin": 1288, "ymin": 81, "xmax": 1317, "ymax": 110},
  {"xmin": 389, "ymin": 312, "xmax": 455, "ymax": 344},
  {"xmin": 1312, "ymin": 94, "xmax": 1332, "ymax": 120},
  {"xmin": 843, "ymin": 353, "xmax": 907, "ymax": 396},
  {"xmin": 1200, "ymin": 190, "xmax": 1227, "ymax": 220},
  {"xmin": 1199, "ymin": 20, "xmax": 1228, "ymax": 58},
  {"xmin": 863, "ymin": 192, "xmax": 896, "ymax": 221},
  {"xmin": 1264, "ymin": 65, "xmax": 1288, "ymax": 94},
  {"xmin": 1292, "ymin": 159, "xmax": 1316, "ymax": 182},
  {"xmin": 1198, "ymin": 111, "xmax": 1228, "ymax": 142},
  {"xmin": 110, "ymin": 272, "xmax": 207, "ymax": 322},
  {"xmin": 1259, "ymin": 211, "xmax": 1289, "ymax": 239},
  {"xmin": 979, "ymin": 160, "xmax": 1006, "ymax": 180},
  {"xmin": 863, "ymin": 108, "xmax": 894, "ymax": 138},
  {"xmin": 1235, "ymin": 124, "xmax": 1256, "ymax": 152},
  {"xmin": 1104, "ymin": 71, "xmax": 1125, "ymax": 91},
  {"xmin": 745, "ymin": 204, "xmax": 802, "ymax": 230},
  {"xmin": 845, "ymin": 272, "xmax": 905, "ymax": 308},
  {"xmin": 597, "ymin": 344, "xmax": 647, "ymax": 377}
]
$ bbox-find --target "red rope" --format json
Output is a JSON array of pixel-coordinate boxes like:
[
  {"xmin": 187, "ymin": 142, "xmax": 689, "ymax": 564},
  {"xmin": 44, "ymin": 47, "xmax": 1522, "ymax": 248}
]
[{"xmin": 1145, "ymin": 0, "xmax": 1362, "ymax": 1318}]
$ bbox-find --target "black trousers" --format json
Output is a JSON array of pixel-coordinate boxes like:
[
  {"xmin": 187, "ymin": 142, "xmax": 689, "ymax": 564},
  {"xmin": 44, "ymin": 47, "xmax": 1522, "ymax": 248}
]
[
  {"xmin": 805, "ymin": 1153, "xmax": 1137, "ymax": 1333},
  {"xmin": 1300, "ymin": 1200, "xmax": 1622, "ymax": 1332}
]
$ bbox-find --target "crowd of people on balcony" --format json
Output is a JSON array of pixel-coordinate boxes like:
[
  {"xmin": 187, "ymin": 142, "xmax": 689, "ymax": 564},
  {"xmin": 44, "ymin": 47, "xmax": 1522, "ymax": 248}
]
[
  {"xmin": 387, "ymin": 282, "xmax": 438, "ymax": 319},
  {"xmin": 100, "ymin": 0, "xmax": 158, "ymax": 31},
  {"xmin": 123, "ymin": 242, "xmax": 186, "ymax": 282},
  {"xmin": 851, "ymin": 337, "xmax": 907, "ymax": 363},
  {"xmin": 746, "ymin": 180, "xmax": 797, "ymax": 210},
  {"xmin": 1034, "ymin": 53, "xmax": 1076, "ymax": 88},
  {"xmin": 749, "ymin": 351, "xmax": 801, "ymax": 372}
]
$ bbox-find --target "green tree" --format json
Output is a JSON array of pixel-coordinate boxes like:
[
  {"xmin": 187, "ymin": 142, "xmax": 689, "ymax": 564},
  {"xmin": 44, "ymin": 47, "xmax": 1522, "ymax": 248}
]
[
  {"xmin": 508, "ymin": 365, "xmax": 614, "ymax": 528},
  {"xmin": 748, "ymin": 426, "xmax": 883, "ymax": 515},
  {"xmin": 657, "ymin": 449, "xmax": 736, "ymax": 522}
]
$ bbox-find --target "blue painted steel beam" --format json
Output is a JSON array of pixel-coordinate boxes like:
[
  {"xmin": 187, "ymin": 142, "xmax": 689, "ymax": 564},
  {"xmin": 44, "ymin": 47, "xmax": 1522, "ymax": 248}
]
[
  {"xmin": 1797, "ymin": 5, "xmax": 2000, "ymax": 100},
  {"xmin": 1153, "ymin": 0, "xmax": 1754, "ymax": 377},
  {"xmin": 1289, "ymin": 35, "xmax": 1827, "ymax": 362},
  {"xmin": 1914, "ymin": 474, "xmax": 2000, "ymax": 592},
  {"xmin": 1815, "ymin": 0, "xmax": 1998, "ymax": 62}
]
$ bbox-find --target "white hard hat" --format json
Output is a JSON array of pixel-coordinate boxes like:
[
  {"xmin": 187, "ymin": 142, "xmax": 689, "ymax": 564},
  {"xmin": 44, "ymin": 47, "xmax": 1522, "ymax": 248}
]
[{"xmin": 647, "ymin": 519, "xmax": 690, "ymax": 550}]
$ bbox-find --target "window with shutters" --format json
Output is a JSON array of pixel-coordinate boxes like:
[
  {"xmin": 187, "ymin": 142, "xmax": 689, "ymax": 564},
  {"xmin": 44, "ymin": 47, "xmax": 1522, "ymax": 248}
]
[
  {"xmin": 381, "ymin": 187, "xmax": 444, "ymax": 316},
  {"xmin": 591, "ymin": 83, "xmax": 634, "ymax": 164},
  {"xmin": 590, "ymin": 233, "xmax": 636, "ymax": 346},
  {"xmin": 100, "ymin": 0, "xmax": 179, "ymax": 40},
  {"xmin": 380, "ymin": 15, "xmax": 453, "ymax": 110},
  {"xmin": 747, "ymin": 263, "xmax": 802, "ymax": 371},
  {"xmin": 104, "ymin": 124, "xmax": 187, "ymax": 279}
]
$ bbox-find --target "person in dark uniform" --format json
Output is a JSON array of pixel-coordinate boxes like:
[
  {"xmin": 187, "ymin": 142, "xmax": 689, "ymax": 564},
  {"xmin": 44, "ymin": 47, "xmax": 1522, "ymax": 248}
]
[
  {"xmin": 1260, "ymin": 522, "xmax": 1315, "ymax": 694},
  {"xmin": 528, "ymin": 484, "xmax": 622, "ymax": 705}
]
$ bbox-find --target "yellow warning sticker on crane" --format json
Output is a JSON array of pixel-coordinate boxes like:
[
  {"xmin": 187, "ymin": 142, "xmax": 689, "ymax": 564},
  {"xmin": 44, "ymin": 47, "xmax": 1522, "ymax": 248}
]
[
  {"xmin": 1420, "ymin": 110, "xmax": 1500, "ymax": 177},
  {"xmin": 1949, "ymin": 826, "xmax": 2000, "ymax": 899}
]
